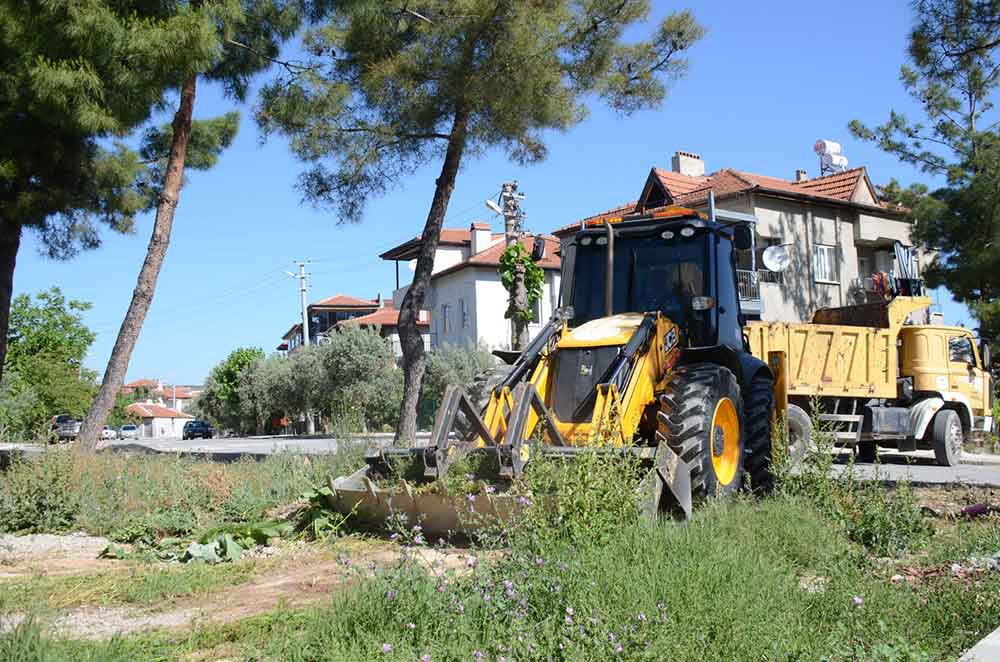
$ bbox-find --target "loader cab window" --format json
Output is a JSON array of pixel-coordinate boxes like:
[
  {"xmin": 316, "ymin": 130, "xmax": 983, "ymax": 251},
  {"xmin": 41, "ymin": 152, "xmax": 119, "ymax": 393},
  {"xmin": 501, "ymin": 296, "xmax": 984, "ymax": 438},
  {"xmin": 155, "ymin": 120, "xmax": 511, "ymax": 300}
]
[{"xmin": 570, "ymin": 229, "xmax": 715, "ymax": 346}]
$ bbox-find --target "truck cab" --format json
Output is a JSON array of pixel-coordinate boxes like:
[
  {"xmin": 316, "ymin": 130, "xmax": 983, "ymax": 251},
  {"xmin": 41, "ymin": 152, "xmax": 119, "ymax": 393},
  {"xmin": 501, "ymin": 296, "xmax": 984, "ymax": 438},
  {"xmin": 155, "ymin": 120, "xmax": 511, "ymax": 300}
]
[{"xmin": 899, "ymin": 325, "xmax": 993, "ymax": 437}]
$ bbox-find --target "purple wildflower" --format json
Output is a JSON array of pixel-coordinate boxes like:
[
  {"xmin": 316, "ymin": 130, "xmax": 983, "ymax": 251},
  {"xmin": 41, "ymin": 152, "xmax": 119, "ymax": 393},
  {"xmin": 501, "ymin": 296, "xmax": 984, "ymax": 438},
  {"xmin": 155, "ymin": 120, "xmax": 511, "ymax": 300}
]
[
  {"xmin": 565, "ymin": 606, "xmax": 574, "ymax": 616},
  {"xmin": 413, "ymin": 525, "xmax": 422, "ymax": 533},
  {"xmin": 386, "ymin": 589, "xmax": 397, "ymax": 600},
  {"xmin": 564, "ymin": 615, "xmax": 574, "ymax": 625},
  {"xmin": 517, "ymin": 495, "xmax": 531, "ymax": 507},
  {"xmin": 614, "ymin": 643, "xmax": 623, "ymax": 654},
  {"xmin": 406, "ymin": 622, "xmax": 416, "ymax": 630},
  {"xmin": 467, "ymin": 555, "xmax": 478, "ymax": 568},
  {"xmin": 381, "ymin": 643, "xmax": 393, "ymax": 653},
  {"xmin": 636, "ymin": 612, "xmax": 647, "ymax": 622},
  {"xmin": 414, "ymin": 534, "xmax": 425, "ymax": 545},
  {"xmin": 456, "ymin": 603, "xmax": 465, "ymax": 614},
  {"xmin": 485, "ymin": 484, "xmax": 496, "ymax": 494},
  {"xmin": 473, "ymin": 652, "xmax": 484, "ymax": 662},
  {"xmin": 421, "ymin": 654, "xmax": 431, "ymax": 662},
  {"xmin": 852, "ymin": 595, "xmax": 864, "ymax": 607},
  {"xmin": 535, "ymin": 557, "xmax": 544, "ymax": 567},
  {"xmin": 437, "ymin": 583, "xmax": 446, "ymax": 593},
  {"xmin": 503, "ymin": 579, "xmax": 514, "ymax": 590}
]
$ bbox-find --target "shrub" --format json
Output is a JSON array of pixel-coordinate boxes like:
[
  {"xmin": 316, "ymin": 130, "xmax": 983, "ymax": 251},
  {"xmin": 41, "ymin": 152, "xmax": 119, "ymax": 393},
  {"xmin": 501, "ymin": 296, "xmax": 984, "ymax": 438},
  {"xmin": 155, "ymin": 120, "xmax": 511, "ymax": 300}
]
[{"xmin": 0, "ymin": 451, "xmax": 78, "ymax": 533}]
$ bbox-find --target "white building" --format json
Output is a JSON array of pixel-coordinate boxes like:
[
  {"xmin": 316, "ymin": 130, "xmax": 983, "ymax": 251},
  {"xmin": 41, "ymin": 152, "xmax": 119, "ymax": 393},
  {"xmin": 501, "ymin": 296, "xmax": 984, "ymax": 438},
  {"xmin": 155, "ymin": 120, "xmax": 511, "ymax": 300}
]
[
  {"xmin": 381, "ymin": 222, "xmax": 561, "ymax": 351},
  {"xmin": 126, "ymin": 402, "xmax": 193, "ymax": 439},
  {"xmin": 557, "ymin": 151, "xmax": 931, "ymax": 323}
]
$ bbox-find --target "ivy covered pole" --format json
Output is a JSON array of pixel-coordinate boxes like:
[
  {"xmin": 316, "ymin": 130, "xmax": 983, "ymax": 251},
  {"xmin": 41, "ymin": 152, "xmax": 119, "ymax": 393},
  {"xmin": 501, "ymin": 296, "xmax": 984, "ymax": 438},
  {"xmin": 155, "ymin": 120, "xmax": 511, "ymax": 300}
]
[{"xmin": 497, "ymin": 182, "xmax": 543, "ymax": 351}]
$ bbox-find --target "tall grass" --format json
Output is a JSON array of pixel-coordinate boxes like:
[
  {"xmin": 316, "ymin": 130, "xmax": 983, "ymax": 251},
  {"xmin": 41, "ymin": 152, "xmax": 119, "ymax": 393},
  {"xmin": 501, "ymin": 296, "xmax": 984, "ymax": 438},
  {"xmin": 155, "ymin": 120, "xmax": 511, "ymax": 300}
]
[{"xmin": 0, "ymin": 447, "xmax": 363, "ymax": 540}]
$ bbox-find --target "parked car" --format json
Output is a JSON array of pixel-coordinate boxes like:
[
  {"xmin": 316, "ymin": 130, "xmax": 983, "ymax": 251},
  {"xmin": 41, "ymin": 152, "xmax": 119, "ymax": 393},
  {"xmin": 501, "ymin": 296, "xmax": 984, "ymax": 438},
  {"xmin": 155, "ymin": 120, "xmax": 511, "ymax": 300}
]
[
  {"xmin": 54, "ymin": 414, "xmax": 81, "ymax": 442},
  {"xmin": 119, "ymin": 424, "xmax": 140, "ymax": 440},
  {"xmin": 100, "ymin": 426, "xmax": 118, "ymax": 440},
  {"xmin": 182, "ymin": 420, "xmax": 215, "ymax": 440}
]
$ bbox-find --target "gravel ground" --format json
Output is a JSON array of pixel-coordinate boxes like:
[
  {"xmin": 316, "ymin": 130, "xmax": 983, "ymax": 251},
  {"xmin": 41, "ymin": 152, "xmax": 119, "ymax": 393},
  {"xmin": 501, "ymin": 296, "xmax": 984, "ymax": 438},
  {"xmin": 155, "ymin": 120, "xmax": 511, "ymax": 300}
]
[{"xmin": 0, "ymin": 533, "xmax": 110, "ymax": 564}]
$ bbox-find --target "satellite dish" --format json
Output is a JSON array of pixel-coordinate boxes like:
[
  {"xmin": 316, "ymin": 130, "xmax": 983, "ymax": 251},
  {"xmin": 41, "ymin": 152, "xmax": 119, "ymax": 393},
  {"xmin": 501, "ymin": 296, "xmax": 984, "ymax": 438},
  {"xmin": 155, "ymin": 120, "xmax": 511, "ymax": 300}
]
[
  {"xmin": 407, "ymin": 259, "xmax": 417, "ymax": 271},
  {"xmin": 485, "ymin": 199, "xmax": 503, "ymax": 215},
  {"xmin": 762, "ymin": 245, "xmax": 790, "ymax": 272}
]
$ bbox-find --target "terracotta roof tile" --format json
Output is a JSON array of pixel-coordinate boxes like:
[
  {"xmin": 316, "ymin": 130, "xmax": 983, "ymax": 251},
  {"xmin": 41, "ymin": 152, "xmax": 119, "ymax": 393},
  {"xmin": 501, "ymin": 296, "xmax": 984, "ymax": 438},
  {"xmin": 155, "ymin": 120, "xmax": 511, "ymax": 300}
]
[
  {"xmin": 127, "ymin": 403, "xmax": 193, "ymax": 419},
  {"xmin": 310, "ymin": 293, "xmax": 378, "ymax": 308},
  {"xmin": 337, "ymin": 305, "xmax": 430, "ymax": 328},
  {"xmin": 653, "ymin": 167, "xmax": 709, "ymax": 195},
  {"xmin": 432, "ymin": 234, "xmax": 561, "ymax": 279},
  {"xmin": 553, "ymin": 201, "xmax": 638, "ymax": 237}
]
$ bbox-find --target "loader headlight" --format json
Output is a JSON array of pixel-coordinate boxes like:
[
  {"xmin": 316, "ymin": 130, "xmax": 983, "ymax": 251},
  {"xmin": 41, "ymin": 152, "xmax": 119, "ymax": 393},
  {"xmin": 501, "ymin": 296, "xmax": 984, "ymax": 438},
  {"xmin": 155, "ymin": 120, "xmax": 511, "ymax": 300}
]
[
  {"xmin": 580, "ymin": 236, "xmax": 592, "ymax": 246},
  {"xmin": 661, "ymin": 230, "xmax": 675, "ymax": 240},
  {"xmin": 680, "ymin": 226, "xmax": 696, "ymax": 238},
  {"xmin": 595, "ymin": 236, "xmax": 608, "ymax": 246},
  {"xmin": 691, "ymin": 296, "xmax": 715, "ymax": 311}
]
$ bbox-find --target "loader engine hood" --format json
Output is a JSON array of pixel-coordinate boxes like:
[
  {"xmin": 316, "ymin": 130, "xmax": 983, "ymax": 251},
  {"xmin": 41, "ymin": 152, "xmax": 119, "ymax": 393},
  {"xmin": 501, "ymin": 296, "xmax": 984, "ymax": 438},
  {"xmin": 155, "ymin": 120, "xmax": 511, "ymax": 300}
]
[{"xmin": 557, "ymin": 313, "xmax": 645, "ymax": 348}]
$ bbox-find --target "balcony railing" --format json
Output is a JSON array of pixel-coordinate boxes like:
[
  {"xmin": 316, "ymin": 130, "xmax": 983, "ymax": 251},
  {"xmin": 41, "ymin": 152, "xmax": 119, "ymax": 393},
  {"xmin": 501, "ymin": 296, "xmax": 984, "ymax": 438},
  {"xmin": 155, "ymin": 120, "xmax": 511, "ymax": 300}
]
[{"xmin": 736, "ymin": 269, "xmax": 783, "ymax": 303}]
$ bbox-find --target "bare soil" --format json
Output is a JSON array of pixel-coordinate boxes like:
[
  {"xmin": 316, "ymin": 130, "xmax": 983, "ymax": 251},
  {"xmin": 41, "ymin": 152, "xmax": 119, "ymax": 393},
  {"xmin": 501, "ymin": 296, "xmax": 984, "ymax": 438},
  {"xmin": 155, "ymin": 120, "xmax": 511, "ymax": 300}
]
[
  {"xmin": 0, "ymin": 532, "xmax": 120, "ymax": 579},
  {"xmin": 0, "ymin": 536, "xmax": 471, "ymax": 640}
]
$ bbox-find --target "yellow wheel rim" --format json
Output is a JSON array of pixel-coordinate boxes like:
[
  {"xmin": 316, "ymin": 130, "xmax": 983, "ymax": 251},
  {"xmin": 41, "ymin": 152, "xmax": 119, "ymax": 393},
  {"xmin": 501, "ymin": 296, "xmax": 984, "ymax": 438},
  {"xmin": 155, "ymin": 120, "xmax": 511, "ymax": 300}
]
[{"xmin": 710, "ymin": 397, "xmax": 740, "ymax": 486}]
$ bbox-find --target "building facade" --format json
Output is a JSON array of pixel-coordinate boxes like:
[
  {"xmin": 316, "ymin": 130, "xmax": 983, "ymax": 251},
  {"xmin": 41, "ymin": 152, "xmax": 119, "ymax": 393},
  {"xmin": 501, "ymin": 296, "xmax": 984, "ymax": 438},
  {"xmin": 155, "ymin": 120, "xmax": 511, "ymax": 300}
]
[
  {"xmin": 382, "ymin": 222, "xmax": 562, "ymax": 350},
  {"xmin": 559, "ymin": 151, "xmax": 929, "ymax": 323}
]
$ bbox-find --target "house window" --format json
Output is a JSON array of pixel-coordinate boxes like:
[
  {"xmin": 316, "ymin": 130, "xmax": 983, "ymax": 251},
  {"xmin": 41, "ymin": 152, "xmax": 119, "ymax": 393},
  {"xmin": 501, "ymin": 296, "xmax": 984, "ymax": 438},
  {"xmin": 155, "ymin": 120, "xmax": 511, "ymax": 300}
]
[
  {"xmin": 460, "ymin": 298, "xmax": 469, "ymax": 329},
  {"xmin": 813, "ymin": 244, "xmax": 838, "ymax": 283},
  {"xmin": 531, "ymin": 297, "xmax": 542, "ymax": 323},
  {"xmin": 441, "ymin": 303, "xmax": 451, "ymax": 334}
]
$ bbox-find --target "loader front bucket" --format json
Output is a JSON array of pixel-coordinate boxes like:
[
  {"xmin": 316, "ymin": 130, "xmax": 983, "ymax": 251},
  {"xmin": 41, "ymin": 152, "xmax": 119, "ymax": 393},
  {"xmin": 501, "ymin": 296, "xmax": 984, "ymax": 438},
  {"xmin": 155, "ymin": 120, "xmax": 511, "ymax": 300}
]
[{"xmin": 326, "ymin": 466, "xmax": 526, "ymax": 535}]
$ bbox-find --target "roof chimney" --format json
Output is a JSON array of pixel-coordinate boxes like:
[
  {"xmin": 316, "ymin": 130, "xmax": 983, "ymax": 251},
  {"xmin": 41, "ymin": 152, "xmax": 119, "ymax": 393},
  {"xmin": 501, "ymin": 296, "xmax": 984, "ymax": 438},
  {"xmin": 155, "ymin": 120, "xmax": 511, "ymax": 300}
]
[
  {"xmin": 795, "ymin": 169, "xmax": 808, "ymax": 183},
  {"xmin": 671, "ymin": 150, "xmax": 705, "ymax": 177},
  {"xmin": 470, "ymin": 221, "xmax": 492, "ymax": 255}
]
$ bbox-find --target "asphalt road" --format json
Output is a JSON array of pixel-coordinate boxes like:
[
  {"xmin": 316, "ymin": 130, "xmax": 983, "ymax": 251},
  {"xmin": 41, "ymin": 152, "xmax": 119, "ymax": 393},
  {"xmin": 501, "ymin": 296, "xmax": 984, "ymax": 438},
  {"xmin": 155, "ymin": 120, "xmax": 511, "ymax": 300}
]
[
  {"xmin": 829, "ymin": 449, "xmax": 1000, "ymax": 487},
  {"xmin": 3, "ymin": 437, "xmax": 1000, "ymax": 486}
]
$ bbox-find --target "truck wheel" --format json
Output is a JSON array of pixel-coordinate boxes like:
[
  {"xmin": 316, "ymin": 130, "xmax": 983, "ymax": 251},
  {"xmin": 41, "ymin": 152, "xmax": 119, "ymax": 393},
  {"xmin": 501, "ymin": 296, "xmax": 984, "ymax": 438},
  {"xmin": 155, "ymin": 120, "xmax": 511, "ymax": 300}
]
[
  {"xmin": 657, "ymin": 364, "xmax": 745, "ymax": 499},
  {"xmin": 786, "ymin": 404, "xmax": 813, "ymax": 463},
  {"xmin": 743, "ymin": 373, "xmax": 775, "ymax": 493},
  {"xmin": 932, "ymin": 409, "xmax": 963, "ymax": 466}
]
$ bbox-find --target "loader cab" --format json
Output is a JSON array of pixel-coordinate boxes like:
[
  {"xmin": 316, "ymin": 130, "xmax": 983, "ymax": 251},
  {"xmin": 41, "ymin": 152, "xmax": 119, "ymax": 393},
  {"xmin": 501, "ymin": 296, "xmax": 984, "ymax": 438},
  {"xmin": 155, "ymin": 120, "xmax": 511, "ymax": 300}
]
[{"xmin": 562, "ymin": 211, "xmax": 749, "ymax": 352}]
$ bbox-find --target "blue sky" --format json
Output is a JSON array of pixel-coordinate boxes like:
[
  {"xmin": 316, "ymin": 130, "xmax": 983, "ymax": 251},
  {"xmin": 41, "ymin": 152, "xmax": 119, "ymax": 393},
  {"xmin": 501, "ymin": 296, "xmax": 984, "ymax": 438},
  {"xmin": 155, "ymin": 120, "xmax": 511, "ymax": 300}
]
[{"xmin": 14, "ymin": 0, "xmax": 970, "ymax": 385}]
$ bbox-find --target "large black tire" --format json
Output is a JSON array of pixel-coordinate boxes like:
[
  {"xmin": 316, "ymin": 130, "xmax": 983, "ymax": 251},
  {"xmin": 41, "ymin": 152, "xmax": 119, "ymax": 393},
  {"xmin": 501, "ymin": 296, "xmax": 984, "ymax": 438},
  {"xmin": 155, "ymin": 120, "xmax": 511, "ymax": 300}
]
[
  {"xmin": 932, "ymin": 409, "xmax": 963, "ymax": 467},
  {"xmin": 743, "ymin": 373, "xmax": 775, "ymax": 493},
  {"xmin": 657, "ymin": 364, "xmax": 745, "ymax": 499}
]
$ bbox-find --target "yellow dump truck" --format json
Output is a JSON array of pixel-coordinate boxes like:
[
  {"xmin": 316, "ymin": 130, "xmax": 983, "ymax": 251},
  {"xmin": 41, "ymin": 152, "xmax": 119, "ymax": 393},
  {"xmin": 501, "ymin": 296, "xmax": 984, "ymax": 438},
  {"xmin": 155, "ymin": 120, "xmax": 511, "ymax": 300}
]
[{"xmin": 746, "ymin": 296, "xmax": 993, "ymax": 465}]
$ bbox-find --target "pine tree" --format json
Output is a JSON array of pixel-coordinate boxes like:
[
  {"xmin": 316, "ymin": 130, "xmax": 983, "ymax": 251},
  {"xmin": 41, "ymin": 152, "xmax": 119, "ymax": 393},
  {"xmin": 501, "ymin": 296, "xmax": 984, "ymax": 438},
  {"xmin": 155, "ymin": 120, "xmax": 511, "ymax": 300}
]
[
  {"xmin": 0, "ymin": 2, "xmax": 223, "ymax": 383},
  {"xmin": 257, "ymin": 0, "xmax": 705, "ymax": 442},
  {"xmin": 78, "ymin": 1, "xmax": 312, "ymax": 448},
  {"xmin": 850, "ymin": 0, "xmax": 1000, "ymax": 350}
]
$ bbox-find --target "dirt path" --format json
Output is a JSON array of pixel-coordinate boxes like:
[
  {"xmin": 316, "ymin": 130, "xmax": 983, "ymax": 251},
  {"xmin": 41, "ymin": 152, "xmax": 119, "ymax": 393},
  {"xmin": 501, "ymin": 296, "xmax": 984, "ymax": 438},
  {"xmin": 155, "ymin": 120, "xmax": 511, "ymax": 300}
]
[
  {"xmin": 0, "ymin": 533, "xmax": 120, "ymax": 579},
  {"xmin": 1, "ymin": 540, "xmax": 470, "ymax": 640}
]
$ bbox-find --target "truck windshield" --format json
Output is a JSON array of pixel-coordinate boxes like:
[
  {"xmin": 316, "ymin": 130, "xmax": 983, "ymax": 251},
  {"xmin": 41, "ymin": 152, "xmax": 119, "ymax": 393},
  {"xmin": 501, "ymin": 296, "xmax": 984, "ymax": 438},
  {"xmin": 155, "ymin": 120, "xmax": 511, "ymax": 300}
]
[{"xmin": 571, "ymin": 233, "xmax": 709, "ymax": 326}]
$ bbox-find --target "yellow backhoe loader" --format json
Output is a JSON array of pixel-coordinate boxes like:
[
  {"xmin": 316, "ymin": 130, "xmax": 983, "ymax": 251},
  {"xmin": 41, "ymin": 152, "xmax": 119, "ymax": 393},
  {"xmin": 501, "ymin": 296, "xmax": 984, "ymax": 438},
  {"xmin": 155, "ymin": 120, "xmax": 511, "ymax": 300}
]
[{"xmin": 328, "ymin": 199, "xmax": 783, "ymax": 533}]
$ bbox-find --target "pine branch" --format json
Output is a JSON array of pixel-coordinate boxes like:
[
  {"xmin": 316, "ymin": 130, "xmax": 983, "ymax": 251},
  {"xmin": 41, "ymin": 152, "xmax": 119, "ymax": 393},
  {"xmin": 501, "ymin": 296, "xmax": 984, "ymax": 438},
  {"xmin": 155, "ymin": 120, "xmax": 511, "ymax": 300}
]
[{"xmin": 224, "ymin": 39, "xmax": 317, "ymax": 76}]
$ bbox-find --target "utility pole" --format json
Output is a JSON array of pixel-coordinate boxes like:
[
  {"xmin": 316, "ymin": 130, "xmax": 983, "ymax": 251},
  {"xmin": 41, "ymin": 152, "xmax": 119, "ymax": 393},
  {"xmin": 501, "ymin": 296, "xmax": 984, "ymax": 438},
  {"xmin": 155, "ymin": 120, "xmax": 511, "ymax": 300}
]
[
  {"xmin": 497, "ymin": 181, "xmax": 529, "ymax": 350},
  {"xmin": 286, "ymin": 260, "xmax": 315, "ymax": 434}
]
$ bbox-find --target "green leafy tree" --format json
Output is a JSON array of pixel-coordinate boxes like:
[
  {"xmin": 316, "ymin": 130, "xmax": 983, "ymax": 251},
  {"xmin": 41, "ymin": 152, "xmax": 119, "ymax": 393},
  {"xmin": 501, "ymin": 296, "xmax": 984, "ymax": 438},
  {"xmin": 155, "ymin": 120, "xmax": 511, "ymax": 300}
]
[
  {"xmin": 499, "ymin": 243, "xmax": 545, "ymax": 349},
  {"xmin": 850, "ymin": 0, "xmax": 1000, "ymax": 348},
  {"xmin": 199, "ymin": 347, "xmax": 266, "ymax": 434},
  {"xmin": 320, "ymin": 325, "xmax": 400, "ymax": 432},
  {"xmin": 257, "ymin": 0, "xmax": 705, "ymax": 441},
  {"xmin": 1, "ymin": 288, "xmax": 98, "ymax": 439},
  {"xmin": 0, "ymin": 1, "xmax": 226, "ymax": 384},
  {"xmin": 107, "ymin": 391, "xmax": 141, "ymax": 428},
  {"xmin": 80, "ymin": 1, "xmax": 315, "ymax": 447}
]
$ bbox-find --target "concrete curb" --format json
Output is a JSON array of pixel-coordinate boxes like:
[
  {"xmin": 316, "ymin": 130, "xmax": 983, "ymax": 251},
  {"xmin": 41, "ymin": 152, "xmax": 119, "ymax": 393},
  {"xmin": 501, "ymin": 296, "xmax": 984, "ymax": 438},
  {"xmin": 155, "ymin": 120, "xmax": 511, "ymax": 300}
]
[{"xmin": 960, "ymin": 626, "xmax": 1000, "ymax": 661}]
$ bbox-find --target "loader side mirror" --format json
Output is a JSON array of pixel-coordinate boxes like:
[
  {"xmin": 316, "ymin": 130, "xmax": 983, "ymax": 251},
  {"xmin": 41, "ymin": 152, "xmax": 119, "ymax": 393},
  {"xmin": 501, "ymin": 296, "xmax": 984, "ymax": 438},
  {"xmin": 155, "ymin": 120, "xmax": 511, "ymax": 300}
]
[
  {"xmin": 531, "ymin": 236, "xmax": 546, "ymax": 261},
  {"xmin": 733, "ymin": 225, "xmax": 753, "ymax": 251}
]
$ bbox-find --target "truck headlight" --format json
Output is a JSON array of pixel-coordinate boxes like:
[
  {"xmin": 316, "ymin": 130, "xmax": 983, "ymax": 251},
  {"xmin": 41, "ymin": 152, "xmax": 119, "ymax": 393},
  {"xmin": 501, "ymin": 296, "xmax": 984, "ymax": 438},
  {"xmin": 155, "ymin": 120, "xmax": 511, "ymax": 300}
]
[{"xmin": 691, "ymin": 296, "xmax": 715, "ymax": 311}]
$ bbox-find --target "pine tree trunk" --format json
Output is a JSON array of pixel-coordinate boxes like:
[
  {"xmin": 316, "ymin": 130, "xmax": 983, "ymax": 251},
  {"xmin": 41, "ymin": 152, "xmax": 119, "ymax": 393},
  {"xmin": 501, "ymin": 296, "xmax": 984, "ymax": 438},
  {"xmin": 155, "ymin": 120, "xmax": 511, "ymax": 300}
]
[
  {"xmin": 0, "ymin": 221, "xmax": 22, "ymax": 384},
  {"xmin": 395, "ymin": 105, "xmax": 470, "ymax": 444},
  {"xmin": 78, "ymin": 74, "xmax": 198, "ymax": 449}
]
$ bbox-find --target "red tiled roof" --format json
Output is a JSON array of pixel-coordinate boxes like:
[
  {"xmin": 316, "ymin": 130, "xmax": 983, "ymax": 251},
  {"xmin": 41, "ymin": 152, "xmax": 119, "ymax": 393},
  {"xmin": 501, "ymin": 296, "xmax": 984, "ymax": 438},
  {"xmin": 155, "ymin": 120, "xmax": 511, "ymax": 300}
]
[
  {"xmin": 652, "ymin": 168, "xmax": 708, "ymax": 195},
  {"xmin": 337, "ymin": 305, "xmax": 430, "ymax": 328},
  {"xmin": 123, "ymin": 378, "xmax": 159, "ymax": 390},
  {"xmin": 282, "ymin": 323, "xmax": 302, "ymax": 340},
  {"xmin": 379, "ymin": 228, "xmax": 504, "ymax": 261},
  {"xmin": 432, "ymin": 234, "xmax": 561, "ymax": 280},
  {"xmin": 310, "ymin": 293, "xmax": 378, "ymax": 308},
  {"xmin": 158, "ymin": 385, "xmax": 196, "ymax": 399},
  {"xmin": 127, "ymin": 402, "xmax": 193, "ymax": 419}
]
